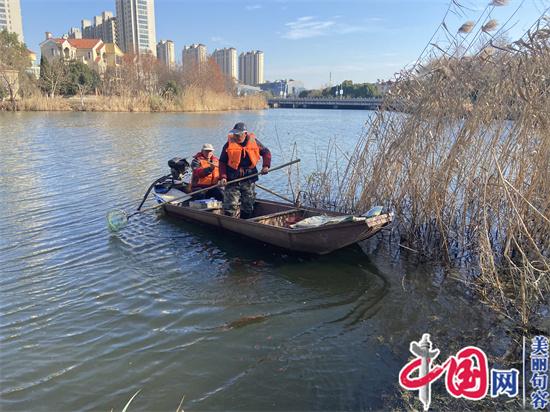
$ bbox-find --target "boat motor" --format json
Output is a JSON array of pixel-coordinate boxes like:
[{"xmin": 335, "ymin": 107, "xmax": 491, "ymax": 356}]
[
  {"xmin": 136, "ymin": 157, "xmax": 191, "ymax": 211},
  {"xmin": 168, "ymin": 157, "xmax": 190, "ymax": 181}
]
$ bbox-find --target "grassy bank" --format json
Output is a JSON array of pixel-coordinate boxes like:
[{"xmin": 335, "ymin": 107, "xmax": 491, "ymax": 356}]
[{"xmin": 1, "ymin": 88, "xmax": 267, "ymax": 112}]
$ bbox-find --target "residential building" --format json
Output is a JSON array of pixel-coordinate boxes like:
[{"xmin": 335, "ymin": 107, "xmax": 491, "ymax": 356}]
[
  {"xmin": 157, "ymin": 40, "xmax": 175, "ymax": 69},
  {"xmin": 81, "ymin": 11, "xmax": 117, "ymax": 45},
  {"xmin": 68, "ymin": 27, "xmax": 82, "ymax": 39},
  {"xmin": 0, "ymin": 0, "xmax": 24, "ymax": 42},
  {"xmin": 182, "ymin": 43, "xmax": 206, "ymax": 71},
  {"xmin": 116, "ymin": 0, "xmax": 157, "ymax": 56},
  {"xmin": 212, "ymin": 47, "xmax": 237, "ymax": 80},
  {"xmin": 40, "ymin": 33, "xmax": 107, "ymax": 72},
  {"xmin": 103, "ymin": 43, "xmax": 124, "ymax": 68},
  {"xmin": 238, "ymin": 50, "xmax": 264, "ymax": 86},
  {"xmin": 236, "ymin": 83, "xmax": 261, "ymax": 96},
  {"xmin": 26, "ymin": 49, "xmax": 40, "ymax": 78}
]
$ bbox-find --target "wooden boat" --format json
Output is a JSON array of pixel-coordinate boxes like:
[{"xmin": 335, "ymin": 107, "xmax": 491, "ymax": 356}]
[{"xmin": 162, "ymin": 198, "xmax": 393, "ymax": 255}]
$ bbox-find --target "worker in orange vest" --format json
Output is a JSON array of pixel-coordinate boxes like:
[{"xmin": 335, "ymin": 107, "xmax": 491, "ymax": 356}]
[
  {"xmin": 219, "ymin": 122, "xmax": 271, "ymax": 218},
  {"xmin": 190, "ymin": 143, "xmax": 224, "ymax": 201}
]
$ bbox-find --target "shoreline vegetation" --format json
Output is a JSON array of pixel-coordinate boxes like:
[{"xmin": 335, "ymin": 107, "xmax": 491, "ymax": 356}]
[
  {"xmin": 0, "ymin": 29, "xmax": 266, "ymax": 113},
  {"xmin": 303, "ymin": 3, "xmax": 549, "ymax": 341},
  {"xmin": 1, "ymin": 90, "xmax": 267, "ymax": 112}
]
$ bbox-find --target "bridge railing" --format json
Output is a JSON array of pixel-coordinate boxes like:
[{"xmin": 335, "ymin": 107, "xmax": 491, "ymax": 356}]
[{"xmin": 268, "ymin": 97, "xmax": 383, "ymax": 103}]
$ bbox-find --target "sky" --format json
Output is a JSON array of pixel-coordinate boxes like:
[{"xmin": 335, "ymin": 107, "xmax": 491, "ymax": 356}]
[{"xmin": 20, "ymin": 0, "xmax": 549, "ymax": 88}]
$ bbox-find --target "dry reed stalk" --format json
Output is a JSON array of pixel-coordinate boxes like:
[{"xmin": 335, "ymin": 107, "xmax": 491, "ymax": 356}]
[
  {"xmin": 303, "ymin": 14, "xmax": 550, "ymax": 329},
  {"xmin": 5, "ymin": 91, "xmax": 266, "ymax": 113},
  {"xmin": 9, "ymin": 95, "xmax": 72, "ymax": 111}
]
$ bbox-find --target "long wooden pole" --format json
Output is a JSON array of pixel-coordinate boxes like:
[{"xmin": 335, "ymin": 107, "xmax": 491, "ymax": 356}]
[
  {"xmin": 127, "ymin": 159, "xmax": 301, "ymax": 220},
  {"xmin": 256, "ymin": 183, "xmax": 296, "ymax": 205}
]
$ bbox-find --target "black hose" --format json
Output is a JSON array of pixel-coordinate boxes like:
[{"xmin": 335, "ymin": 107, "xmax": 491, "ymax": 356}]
[{"xmin": 137, "ymin": 174, "xmax": 172, "ymax": 211}]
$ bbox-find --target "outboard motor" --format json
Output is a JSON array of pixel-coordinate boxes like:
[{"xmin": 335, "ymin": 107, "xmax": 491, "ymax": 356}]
[
  {"xmin": 168, "ymin": 157, "xmax": 190, "ymax": 181},
  {"xmin": 136, "ymin": 157, "xmax": 191, "ymax": 210}
]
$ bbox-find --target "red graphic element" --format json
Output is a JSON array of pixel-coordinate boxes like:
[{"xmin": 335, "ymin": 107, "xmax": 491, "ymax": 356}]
[
  {"xmin": 446, "ymin": 347, "xmax": 489, "ymax": 400},
  {"xmin": 399, "ymin": 346, "xmax": 489, "ymax": 400},
  {"xmin": 399, "ymin": 357, "xmax": 447, "ymax": 389}
]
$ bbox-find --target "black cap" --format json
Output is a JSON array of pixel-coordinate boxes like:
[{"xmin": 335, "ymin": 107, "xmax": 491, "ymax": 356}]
[{"xmin": 229, "ymin": 122, "xmax": 247, "ymax": 135}]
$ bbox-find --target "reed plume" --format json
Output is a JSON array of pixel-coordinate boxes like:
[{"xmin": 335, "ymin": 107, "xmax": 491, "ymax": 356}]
[
  {"xmin": 458, "ymin": 21, "xmax": 475, "ymax": 33},
  {"xmin": 482, "ymin": 19, "xmax": 499, "ymax": 32}
]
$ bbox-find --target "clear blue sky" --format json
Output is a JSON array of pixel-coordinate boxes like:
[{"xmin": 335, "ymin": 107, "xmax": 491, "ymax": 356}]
[{"xmin": 20, "ymin": 0, "xmax": 548, "ymax": 88}]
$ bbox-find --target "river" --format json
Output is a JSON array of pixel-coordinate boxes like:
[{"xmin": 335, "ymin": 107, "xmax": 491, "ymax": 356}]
[{"xmin": 0, "ymin": 110, "xmax": 498, "ymax": 411}]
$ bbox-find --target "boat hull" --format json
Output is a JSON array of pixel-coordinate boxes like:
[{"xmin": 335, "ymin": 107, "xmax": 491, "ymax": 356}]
[{"xmin": 163, "ymin": 199, "xmax": 392, "ymax": 255}]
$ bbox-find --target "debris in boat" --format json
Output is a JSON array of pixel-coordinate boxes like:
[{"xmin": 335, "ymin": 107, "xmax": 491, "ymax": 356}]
[
  {"xmin": 362, "ymin": 206, "xmax": 384, "ymax": 218},
  {"xmin": 289, "ymin": 215, "xmax": 365, "ymax": 229},
  {"xmin": 223, "ymin": 314, "xmax": 268, "ymax": 330},
  {"xmin": 284, "ymin": 215, "xmax": 304, "ymax": 227},
  {"xmin": 189, "ymin": 198, "xmax": 222, "ymax": 210}
]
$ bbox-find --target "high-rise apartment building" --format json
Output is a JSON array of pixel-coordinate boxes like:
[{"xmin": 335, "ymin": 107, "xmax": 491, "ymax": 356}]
[
  {"xmin": 212, "ymin": 48, "xmax": 237, "ymax": 80},
  {"xmin": 238, "ymin": 50, "xmax": 264, "ymax": 86},
  {"xmin": 68, "ymin": 27, "xmax": 82, "ymax": 39},
  {"xmin": 81, "ymin": 11, "xmax": 117, "ymax": 44},
  {"xmin": 182, "ymin": 44, "xmax": 206, "ymax": 71},
  {"xmin": 0, "ymin": 0, "xmax": 24, "ymax": 42},
  {"xmin": 116, "ymin": 0, "xmax": 157, "ymax": 56},
  {"xmin": 157, "ymin": 40, "xmax": 175, "ymax": 69}
]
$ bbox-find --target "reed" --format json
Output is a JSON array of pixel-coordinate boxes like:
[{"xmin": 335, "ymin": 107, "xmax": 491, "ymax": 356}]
[
  {"xmin": 2, "ymin": 91, "xmax": 266, "ymax": 112},
  {"xmin": 303, "ymin": 14, "xmax": 550, "ymax": 329},
  {"xmin": 1, "ymin": 94, "xmax": 72, "ymax": 111}
]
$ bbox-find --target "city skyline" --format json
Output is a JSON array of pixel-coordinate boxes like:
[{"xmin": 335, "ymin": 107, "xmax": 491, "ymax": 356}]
[{"xmin": 13, "ymin": 0, "xmax": 549, "ymax": 88}]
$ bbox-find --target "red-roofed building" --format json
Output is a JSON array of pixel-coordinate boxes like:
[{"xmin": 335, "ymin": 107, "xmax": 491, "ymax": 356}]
[{"xmin": 39, "ymin": 32, "xmax": 107, "ymax": 73}]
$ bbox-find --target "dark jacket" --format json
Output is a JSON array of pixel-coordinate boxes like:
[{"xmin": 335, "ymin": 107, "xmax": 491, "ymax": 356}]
[{"xmin": 219, "ymin": 134, "xmax": 271, "ymax": 182}]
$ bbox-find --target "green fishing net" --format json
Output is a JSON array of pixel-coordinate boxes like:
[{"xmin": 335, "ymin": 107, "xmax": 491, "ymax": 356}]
[{"xmin": 106, "ymin": 210, "xmax": 128, "ymax": 232}]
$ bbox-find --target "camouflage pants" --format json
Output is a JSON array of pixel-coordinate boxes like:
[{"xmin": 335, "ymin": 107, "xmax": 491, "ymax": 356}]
[{"xmin": 223, "ymin": 180, "xmax": 256, "ymax": 217}]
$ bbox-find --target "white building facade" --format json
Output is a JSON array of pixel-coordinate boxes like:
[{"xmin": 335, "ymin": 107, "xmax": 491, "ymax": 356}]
[
  {"xmin": 238, "ymin": 50, "xmax": 264, "ymax": 86},
  {"xmin": 212, "ymin": 48, "xmax": 237, "ymax": 80},
  {"xmin": 157, "ymin": 40, "xmax": 175, "ymax": 69},
  {"xmin": 116, "ymin": 0, "xmax": 156, "ymax": 56},
  {"xmin": 81, "ymin": 11, "xmax": 117, "ymax": 45},
  {"xmin": 0, "ymin": 0, "xmax": 24, "ymax": 42},
  {"xmin": 182, "ymin": 43, "xmax": 206, "ymax": 71}
]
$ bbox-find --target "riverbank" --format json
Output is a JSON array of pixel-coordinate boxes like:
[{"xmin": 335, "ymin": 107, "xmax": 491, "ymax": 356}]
[{"xmin": 0, "ymin": 89, "xmax": 267, "ymax": 112}]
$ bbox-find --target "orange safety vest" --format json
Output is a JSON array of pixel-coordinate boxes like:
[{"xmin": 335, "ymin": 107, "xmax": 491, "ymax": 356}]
[
  {"xmin": 226, "ymin": 132, "xmax": 261, "ymax": 170},
  {"xmin": 196, "ymin": 157, "xmax": 220, "ymax": 186}
]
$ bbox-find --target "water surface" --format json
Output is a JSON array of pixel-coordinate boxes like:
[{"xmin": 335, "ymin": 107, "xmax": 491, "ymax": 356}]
[{"xmin": 0, "ymin": 110, "xmax": 495, "ymax": 411}]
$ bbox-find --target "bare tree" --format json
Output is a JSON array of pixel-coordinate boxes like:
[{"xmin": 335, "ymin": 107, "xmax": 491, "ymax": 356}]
[
  {"xmin": 0, "ymin": 29, "xmax": 28, "ymax": 110},
  {"xmin": 39, "ymin": 56, "xmax": 68, "ymax": 98}
]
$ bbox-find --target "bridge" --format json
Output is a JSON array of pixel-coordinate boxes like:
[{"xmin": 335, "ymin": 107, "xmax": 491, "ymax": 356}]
[{"xmin": 267, "ymin": 97, "xmax": 384, "ymax": 110}]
